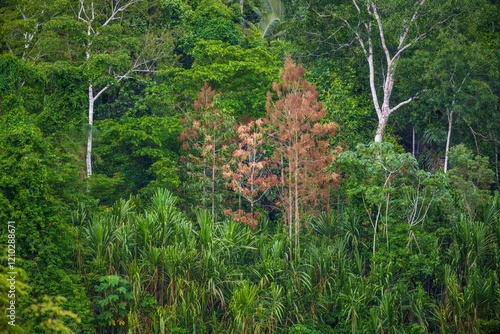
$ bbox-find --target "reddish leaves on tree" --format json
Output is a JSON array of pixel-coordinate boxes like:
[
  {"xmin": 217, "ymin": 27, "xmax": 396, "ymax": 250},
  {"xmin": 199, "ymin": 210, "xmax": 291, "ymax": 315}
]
[
  {"xmin": 265, "ymin": 56, "xmax": 341, "ymax": 231},
  {"xmin": 223, "ymin": 119, "xmax": 276, "ymax": 230}
]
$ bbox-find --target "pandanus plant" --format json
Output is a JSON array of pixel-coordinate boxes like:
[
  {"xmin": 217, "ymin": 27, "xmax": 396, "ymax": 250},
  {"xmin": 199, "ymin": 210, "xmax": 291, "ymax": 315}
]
[{"xmin": 437, "ymin": 195, "xmax": 500, "ymax": 333}]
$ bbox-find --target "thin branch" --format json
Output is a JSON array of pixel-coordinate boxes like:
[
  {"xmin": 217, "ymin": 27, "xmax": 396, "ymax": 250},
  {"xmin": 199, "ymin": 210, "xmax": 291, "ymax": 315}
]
[
  {"xmin": 351, "ymin": 0, "xmax": 361, "ymax": 14},
  {"xmin": 371, "ymin": 2, "xmax": 391, "ymax": 66},
  {"xmin": 391, "ymin": 34, "xmax": 425, "ymax": 63},
  {"xmin": 102, "ymin": 0, "xmax": 140, "ymax": 27},
  {"xmin": 454, "ymin": 71, "xmax": 471, "ymax": 95},
  {"xmin": 390, "ymin": 90, "xmax": 427, "ymax": 113},
  {"xmin": 398, "ymin": 0, "xmax": 426, "ymax": 50},
  {"xmin": 93, "ymin": 84, "xmax": 110, "ymax": 101}
]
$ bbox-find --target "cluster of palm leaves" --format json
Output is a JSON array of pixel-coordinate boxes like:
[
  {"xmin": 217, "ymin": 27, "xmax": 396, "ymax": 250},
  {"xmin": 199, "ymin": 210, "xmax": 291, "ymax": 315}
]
[
  {"xmin": 75, "ymin": 189, "xmax": 500, "ymax": 333},
  {"xmin": 435, "ymin": 193, "xmax": 500, "ymax": 333}
]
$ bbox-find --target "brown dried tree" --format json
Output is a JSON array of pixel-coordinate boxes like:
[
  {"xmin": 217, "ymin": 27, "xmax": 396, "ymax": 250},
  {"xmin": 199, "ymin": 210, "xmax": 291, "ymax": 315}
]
[
  {"xmin": 266, "ymin": 56, "xmax": 341, "ymax": 257},
  {"xmin": 223, "ymin": 119, "xmax": 278, "ymax": 230}
]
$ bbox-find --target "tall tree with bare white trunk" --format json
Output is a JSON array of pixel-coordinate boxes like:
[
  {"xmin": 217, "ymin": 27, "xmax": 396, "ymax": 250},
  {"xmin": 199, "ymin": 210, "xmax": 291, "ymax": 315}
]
[
  {"xmin": 78, "ymin": 0, "xmax": 171, "ymax": 178},
  {"xmin": 314, "ymin": 0, "xmax": 435, "ymax": 142}
]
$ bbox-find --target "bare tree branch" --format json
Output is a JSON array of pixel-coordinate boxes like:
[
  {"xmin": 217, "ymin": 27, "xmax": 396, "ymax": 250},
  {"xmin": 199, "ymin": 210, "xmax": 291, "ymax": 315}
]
[
  {"xmin": 398, "ymin": 0, "xmax": 426, "ymax": 50},
  {"xmin": 102, "ymin": 0, "xmax": 140, "ymax": 27},
  {"xmin": 371, "ymin": 2, "xmax": 391, "ymax": 66},
  {"xmin": 390, "ymin": 90, "xmax": 426, "ymax": 113}
]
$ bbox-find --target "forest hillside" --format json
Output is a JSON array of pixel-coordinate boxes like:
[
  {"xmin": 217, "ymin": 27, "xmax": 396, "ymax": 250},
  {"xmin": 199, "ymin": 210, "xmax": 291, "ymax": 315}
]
[{"xmin": 0, "ymin": 0, "xmax": 499, "ymax": 333}]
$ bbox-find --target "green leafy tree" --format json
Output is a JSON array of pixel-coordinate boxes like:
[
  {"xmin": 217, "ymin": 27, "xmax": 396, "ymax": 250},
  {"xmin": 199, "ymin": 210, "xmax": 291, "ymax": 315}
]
[
  {"xmin": 396, "ymin": 0, "xmax": 500, "ymax": 175},
  {"xmin": 337, "ymin": 142, "xmax": 420, "ymax": 255},
  {"xmin": 92, "ymin": 116, "xmax": 181, "ymax": 205},
  {"xmin": 0, "ymin": 54, "xmax": 93, "ymax": 334},
  {"xmin": 0, "ymin": 0, "xmax": 73, "ymax": 61},
  {"xmin": 447, "ymin": 144, "xmax": 495, "ymax": 220},
  {"xmin": 29, "ymin": 296, "xmax": 81, "ymax": 334},
  {"xmin": 309, "ymin": 60, "xmax": 375, "ymax": 148},
  {"xmin": 151, "ymin": 39, "xmax": 279, "ymax": 118},
  {"xmin": 184, "ymin": 0, "xmax": 243, "ymax": 49},
  {"xmin": 75, "ymin": 0, "xmax": 175, "ymax": 177},
  {"xmin": 94, "ymin": 275, "xmax": 132, "ymax": 330}
]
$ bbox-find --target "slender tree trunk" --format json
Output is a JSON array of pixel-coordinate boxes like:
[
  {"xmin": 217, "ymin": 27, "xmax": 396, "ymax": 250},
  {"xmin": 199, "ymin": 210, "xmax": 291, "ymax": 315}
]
[
  {"xmin": 250, "ymin": 201, "xmax": 254, "ymax": 222},
  {"xmin": 86, "ymin": 84, "xmax": 94, "ymax": 177},
  {"xmin": 85, "ymin": 83, "xmax": 109, "ymax": 179},
  {"xmin": 384, "ymin": 192, "xmax": 390, "ymax": 248},
  {"xmin": 444, "ymin": 109, "xmax": 453, "ymax": 173},
  {"xmin": 372, "ymin": 204, "xmax": 381, "ymax": 256},
  {"xmin": 250, "ymin": 157, "xmax": 255, "ymax": 222},
  {"xmin": 412, "ymin": 125, "xmax": 416, "ymax": 157},
  {"xmin": 288, "ymin": 168, "xmax": 293, "ymax": 261},
  {"xmin": 80, "ymin": 0, "xmax": 149, "ymax": 180},
  {"xmin": 212, "ymin": 145, "xmax": 216, "ymax": 224},
  {"xmin": 495, "ymin": 142, "xmax": 499, "ymax": 185},
  {"xmin": 294, "ymin": 163, "xmax": 299, "ymax": 257},
  {"xmin": 293, "ymin": 132, "xmax": 301, "ymax": 259}
]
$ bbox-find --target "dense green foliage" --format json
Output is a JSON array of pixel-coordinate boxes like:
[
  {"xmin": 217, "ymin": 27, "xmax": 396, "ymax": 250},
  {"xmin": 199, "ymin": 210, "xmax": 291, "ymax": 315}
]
[{"xmin": 0, "ymin": 0, "xmax": 499, "ymax": 333}]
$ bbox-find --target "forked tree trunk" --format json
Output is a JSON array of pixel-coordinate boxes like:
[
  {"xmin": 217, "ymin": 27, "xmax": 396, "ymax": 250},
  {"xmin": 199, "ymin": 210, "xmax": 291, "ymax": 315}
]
[
  {"xmin": 81, "ymin": 0, "xmax": 150, "ymax": 180},
  {"xmin": 343, "ymin": 0, "xmax": 426, "ymax": 142},
  {"xmin": 86, "ymin": 83, "xmax": 109, "ymax": 178}
]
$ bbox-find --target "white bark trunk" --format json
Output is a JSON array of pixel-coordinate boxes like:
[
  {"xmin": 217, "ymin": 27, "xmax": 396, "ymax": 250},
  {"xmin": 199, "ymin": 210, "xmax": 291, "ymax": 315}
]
[
  {"xmin": 444, "ymin": 109, "xmax": 453, "ymax": 173},
  {"xmin": 353, "ymin": 1, "xmax": 426, "ymax": 142},
  {"xmin": 86, "ymin": 84, "xmax": 94, "ymax": 177},
  {"xmin": 85, "ymin": 83, "xmax": 109, "ymax": 178},
  {"xmin": 79, "ymin": 0, "xmax": 160, "ymax": 179},
  {"xmin": 375, "ymin": 113, "xmax": 389, "ymax": 143}
]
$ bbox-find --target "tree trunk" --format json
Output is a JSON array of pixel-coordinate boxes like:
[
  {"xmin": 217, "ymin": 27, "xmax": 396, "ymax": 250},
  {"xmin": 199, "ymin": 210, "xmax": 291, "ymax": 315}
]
[
  {"xmin": 412, "ymin": 125, "xmax": 416, "ymax": 157},
  {"xmin": 374, "ymin": 114, "xmax": 389, "ymax": 143},
  {"xmin": 294, "ymin": 162, "xmax": 300, "ymax": 257},
  {"xmin": 372, "ymin": 205, "xmax": 380, "ymax": 256},
  {"xmin": 288, "ymin": 168, "xmax": 293, "ymax": 261},
  {"xmin": 348, "ymin": 1, "xmax": 426, "ymax": 143},
  {"xmin": 495, "ymin": 142, "xmax": 498, "ymax": 185},
  {"xmin": 86, "ymin": 84, "xmax": 94, "ymax": 178},
  {"xmin": 212, "ymin": 145, "xmax": 216, "ymax": 224},
  {"xmin": 444, "ymin": 109, "xmax": 453, "ymax": 173}
]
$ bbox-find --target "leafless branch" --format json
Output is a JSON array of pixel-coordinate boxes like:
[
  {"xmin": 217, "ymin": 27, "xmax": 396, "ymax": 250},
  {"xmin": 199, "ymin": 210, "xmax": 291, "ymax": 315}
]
[
  {"xmin": 351, "ymin": 0, "xmax": 361, "ymax": 14},
  {"xmin": 398, "ymin": 0, "xmax": 426, "ymax": 50},
  {"xmin": 371, "ymin": 2, "xmax": 391, "ymax": 66},
  {"xmin": 103, "ymin": 0, "xmax": 140, "ymax": 27},
  {"xmin": 93, "ymin": 84, "xmax": 111, "ymax": 101},
  {"xmin": 390, "ymin": 90, "xmax": 427, "ymax": 113}
]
